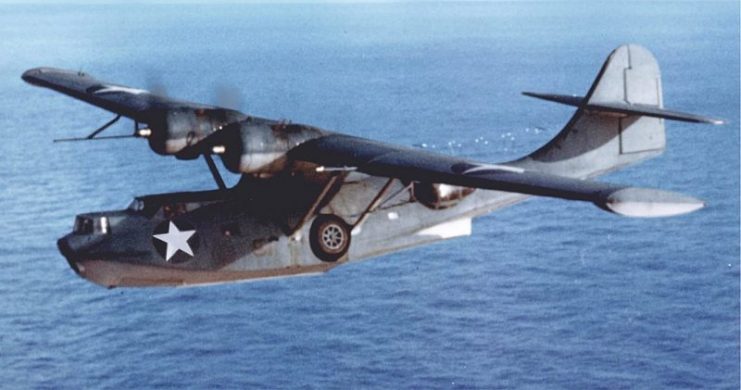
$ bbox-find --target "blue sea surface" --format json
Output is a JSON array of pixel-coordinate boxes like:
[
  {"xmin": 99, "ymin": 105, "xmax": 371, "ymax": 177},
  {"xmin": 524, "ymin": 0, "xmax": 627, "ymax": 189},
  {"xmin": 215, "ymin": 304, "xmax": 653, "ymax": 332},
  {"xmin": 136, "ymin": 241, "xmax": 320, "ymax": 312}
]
[{"xmin": 0, "ymin": 1, "xmax": 738, "ymax": 388}]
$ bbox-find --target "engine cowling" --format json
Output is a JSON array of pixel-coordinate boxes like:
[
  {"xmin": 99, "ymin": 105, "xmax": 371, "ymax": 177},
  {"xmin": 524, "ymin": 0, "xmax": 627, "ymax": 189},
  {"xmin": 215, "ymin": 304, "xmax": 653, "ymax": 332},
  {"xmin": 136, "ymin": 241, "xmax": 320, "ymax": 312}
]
[
  {"xmin": 146, "ymin": 107, "xmax": 245, "ymax": 156},
  {"xmin": 412, "ymin": 182, "xmax": 476, "ymax": 210},
  {"xmin": 217, "ymin": 122, "xmax": 324, "ymax": 175}
]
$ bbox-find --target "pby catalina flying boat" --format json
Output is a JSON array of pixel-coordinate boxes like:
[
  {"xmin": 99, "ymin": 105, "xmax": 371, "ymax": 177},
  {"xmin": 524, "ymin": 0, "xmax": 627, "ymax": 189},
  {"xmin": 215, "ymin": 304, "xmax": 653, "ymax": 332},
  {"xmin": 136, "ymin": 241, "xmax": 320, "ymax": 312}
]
[{"xmin": 23, "ymin": 45, "xmax": 723, "ymax": 288}]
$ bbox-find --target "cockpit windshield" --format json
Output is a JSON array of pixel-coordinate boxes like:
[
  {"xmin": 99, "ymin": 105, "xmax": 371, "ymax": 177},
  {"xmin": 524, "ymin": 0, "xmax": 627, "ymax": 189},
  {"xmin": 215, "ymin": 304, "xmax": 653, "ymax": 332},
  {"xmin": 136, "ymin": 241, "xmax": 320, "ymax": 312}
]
[{"xmin": 127, "ymin": 199, "xmax": 145, "ymax": 212}]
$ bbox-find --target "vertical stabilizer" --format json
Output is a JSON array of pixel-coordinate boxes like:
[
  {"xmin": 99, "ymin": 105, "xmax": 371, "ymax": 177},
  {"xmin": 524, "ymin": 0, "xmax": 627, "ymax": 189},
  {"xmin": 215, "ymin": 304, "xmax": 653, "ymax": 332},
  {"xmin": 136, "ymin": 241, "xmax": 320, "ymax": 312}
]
[
  {"xmin": 589, "ymin": 44, "xmax": 665, "ymax": 155},
  {"xmin": 515, "ymin": 44, "xmax": 667, "ymax": 179}
]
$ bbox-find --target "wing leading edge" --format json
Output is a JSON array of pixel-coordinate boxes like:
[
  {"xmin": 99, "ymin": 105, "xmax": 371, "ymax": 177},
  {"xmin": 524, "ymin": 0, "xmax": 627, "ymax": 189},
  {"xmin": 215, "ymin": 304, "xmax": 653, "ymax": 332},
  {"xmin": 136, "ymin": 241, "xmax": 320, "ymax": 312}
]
[{"xmin": 290, "ymin": 134, "xmax": 704, "ymax": 218}]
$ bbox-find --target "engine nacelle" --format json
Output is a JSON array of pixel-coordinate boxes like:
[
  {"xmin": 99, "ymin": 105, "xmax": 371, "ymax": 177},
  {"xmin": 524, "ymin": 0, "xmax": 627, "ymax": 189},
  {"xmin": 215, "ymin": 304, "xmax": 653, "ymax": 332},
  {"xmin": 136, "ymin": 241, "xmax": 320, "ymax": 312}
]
[
  {"xmin": 412, "ymin": 182, "xmax": 476, "ymax": 210},
  {"xmin": 147, "ymin": 107, "xmax": 244, "ymax": 156},
  {"xmin": 217, "ymin": 122, "xmax": 324, "ymax": 175}
]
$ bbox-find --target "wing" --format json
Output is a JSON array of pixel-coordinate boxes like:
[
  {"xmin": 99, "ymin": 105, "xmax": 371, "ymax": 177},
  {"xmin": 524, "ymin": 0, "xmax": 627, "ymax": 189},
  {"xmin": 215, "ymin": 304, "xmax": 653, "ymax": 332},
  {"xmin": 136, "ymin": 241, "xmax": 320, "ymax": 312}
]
[
  {"xmin": 23, "ymin": 67, "xmax": 249, "ymax": 155},
  {"xmin": 22, "ymin": 67, "xmax": 221, "ymax": 123},
  {"xmin": 289, "ymin": 133, "xmax": 704, "ymax": 218}
]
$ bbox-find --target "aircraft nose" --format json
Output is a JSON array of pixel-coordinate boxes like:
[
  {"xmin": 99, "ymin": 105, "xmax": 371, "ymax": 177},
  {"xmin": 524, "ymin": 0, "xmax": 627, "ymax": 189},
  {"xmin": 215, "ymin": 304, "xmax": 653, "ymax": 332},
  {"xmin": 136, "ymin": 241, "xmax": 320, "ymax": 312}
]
[
  {"xmin": 57, "ymin": 233, "xmax": 104, "ymax": 276},
  {"xmin": 57, "ymin": 236, "xmax": 82, "ymax": 275}
]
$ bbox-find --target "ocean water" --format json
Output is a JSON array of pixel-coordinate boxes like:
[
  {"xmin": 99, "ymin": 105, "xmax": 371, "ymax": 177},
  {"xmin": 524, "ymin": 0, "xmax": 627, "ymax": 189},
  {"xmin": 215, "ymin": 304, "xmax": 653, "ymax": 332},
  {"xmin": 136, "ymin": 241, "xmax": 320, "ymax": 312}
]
[{"xmin": 0, "ymin": 2, "xmax": 738, "ymax": 388}]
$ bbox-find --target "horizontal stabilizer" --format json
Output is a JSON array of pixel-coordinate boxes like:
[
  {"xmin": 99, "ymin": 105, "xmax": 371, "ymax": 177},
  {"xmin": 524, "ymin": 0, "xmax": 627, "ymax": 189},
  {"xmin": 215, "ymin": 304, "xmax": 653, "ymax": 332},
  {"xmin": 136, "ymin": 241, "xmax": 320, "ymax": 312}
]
[
  {"xmin": 522, "ymin": 92, "xmax": 583, "ymax": 106},
  {"xmin": 523, "ymin": 92, "xmax": 724, "ymax": 125}
]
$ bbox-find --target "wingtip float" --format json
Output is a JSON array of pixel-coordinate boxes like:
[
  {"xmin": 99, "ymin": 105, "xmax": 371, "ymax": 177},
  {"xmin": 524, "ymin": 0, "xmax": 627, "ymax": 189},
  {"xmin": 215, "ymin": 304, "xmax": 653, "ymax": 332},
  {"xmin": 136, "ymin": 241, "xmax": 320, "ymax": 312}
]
[
  {"xmin": 598, "ymin": 188, "xmax": 705, "ymax": 218},
  {"xmin": 24, "ymin": 44, "xmax": 722, "ymax": 288}
]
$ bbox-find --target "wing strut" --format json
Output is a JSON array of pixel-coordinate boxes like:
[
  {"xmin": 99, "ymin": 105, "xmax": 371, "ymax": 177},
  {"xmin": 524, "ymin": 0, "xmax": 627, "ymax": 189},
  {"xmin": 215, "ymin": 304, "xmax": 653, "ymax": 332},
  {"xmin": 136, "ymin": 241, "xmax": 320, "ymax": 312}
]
[
  {"xmin": 54, "ymin": 115, "xmax": 124, "ymax": 142},
  {"xmin": 203, "ymin": 154, "xmax": 226, "ymax": 191},
  {"xmin": 351, "ymin": 178, "xmax": 395, "ymax": 230}
]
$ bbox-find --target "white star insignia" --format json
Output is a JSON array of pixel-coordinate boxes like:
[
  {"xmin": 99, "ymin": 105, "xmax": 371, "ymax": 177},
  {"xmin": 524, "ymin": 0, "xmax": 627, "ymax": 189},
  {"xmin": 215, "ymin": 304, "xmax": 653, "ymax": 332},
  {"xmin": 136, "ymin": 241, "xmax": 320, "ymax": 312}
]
[{"xmin": 153, "ymin": 221, "xmax": 196, "ymax": 262}]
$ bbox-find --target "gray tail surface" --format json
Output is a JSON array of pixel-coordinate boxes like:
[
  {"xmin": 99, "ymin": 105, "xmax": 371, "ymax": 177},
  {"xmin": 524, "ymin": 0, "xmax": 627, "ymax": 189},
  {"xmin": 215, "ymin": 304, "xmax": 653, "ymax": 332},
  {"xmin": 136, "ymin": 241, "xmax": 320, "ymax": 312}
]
[{"xmin": 514, "ymin": 44, "xmax": 722, "ymax": 179}]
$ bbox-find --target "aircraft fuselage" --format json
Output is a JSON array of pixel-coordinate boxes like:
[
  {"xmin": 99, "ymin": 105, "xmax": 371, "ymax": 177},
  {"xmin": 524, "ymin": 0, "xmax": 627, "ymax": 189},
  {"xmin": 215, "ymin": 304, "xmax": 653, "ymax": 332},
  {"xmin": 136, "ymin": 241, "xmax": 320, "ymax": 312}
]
[{"xmin": 58, "ymin": 170, "xmax": 526, "ymax": 288}]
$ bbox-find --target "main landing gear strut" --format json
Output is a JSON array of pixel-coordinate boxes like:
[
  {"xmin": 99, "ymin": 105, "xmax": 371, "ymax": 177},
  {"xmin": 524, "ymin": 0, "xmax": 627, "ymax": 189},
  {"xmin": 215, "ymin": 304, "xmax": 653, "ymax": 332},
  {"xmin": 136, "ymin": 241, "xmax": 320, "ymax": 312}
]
[{"xmin": 294, "ymin": 174, "xmax": 396, "ymax": 263}]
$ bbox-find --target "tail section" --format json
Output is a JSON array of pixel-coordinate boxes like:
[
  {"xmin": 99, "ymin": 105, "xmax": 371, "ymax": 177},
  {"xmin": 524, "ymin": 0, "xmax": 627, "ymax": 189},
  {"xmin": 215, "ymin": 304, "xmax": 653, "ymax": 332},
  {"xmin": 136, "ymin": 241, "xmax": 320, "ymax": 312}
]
[{"xmin": 515, "ymin": 44, "xmax": 722, "ymax": 179}]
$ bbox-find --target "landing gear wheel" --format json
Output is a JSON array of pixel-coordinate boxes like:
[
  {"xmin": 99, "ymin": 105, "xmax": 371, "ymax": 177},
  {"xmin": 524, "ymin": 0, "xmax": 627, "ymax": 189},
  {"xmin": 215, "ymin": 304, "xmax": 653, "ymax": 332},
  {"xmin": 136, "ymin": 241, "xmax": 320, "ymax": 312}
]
[{"xmin": 310, "ymin": 214, "xmax": 351, "ymax": 262}]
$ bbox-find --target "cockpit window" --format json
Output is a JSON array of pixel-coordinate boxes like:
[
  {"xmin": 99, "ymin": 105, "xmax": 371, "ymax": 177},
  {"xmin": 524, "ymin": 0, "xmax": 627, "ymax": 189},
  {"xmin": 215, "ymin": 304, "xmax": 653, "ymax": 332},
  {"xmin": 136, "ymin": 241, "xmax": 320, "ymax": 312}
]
[
  {"xmin": 98, "ymin": 217, "xmax": 109, "ymax": 234},
  {"xmin": 74, "ymin": 217, "xmax": 93, "ymax": 235},
  {"xmin": 128, "ymin": 199, "xmax": 145, "ymax": 212},
  {"xmin": 73, "ymin": 216, "xmax": 109, "ymax": 235}
]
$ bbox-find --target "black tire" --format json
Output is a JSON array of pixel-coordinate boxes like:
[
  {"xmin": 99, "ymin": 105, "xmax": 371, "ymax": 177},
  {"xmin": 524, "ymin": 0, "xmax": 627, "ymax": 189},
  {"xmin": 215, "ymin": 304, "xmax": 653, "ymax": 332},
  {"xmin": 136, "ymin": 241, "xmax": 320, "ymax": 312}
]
[{"xmin": 309, "ymin": 214, "xmax": 351, "ymax": 262}]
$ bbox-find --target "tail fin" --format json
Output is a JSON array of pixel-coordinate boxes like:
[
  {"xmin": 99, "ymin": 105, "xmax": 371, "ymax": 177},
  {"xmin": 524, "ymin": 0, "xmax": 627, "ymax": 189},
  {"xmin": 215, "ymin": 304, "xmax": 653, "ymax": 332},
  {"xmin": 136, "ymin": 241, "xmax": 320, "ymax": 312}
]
[{"xmin": 515, "ymin": 44, "xmax": 722, "ymax": 179}]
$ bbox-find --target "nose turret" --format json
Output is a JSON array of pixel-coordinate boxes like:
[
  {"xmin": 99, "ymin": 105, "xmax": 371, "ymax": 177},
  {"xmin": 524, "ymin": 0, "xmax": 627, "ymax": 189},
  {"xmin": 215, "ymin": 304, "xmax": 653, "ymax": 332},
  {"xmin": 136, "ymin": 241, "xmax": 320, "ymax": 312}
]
[
  {"xmin": 57, "ymin": 236, "xmax": 78, "ymax": 273},
  {"xmin": 57, "ymin": 212, "xmax": 129, "ymax": 285},
  {"xmin": 57, "ymin": 232, "xmax": 105, "ymax": 275}
]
